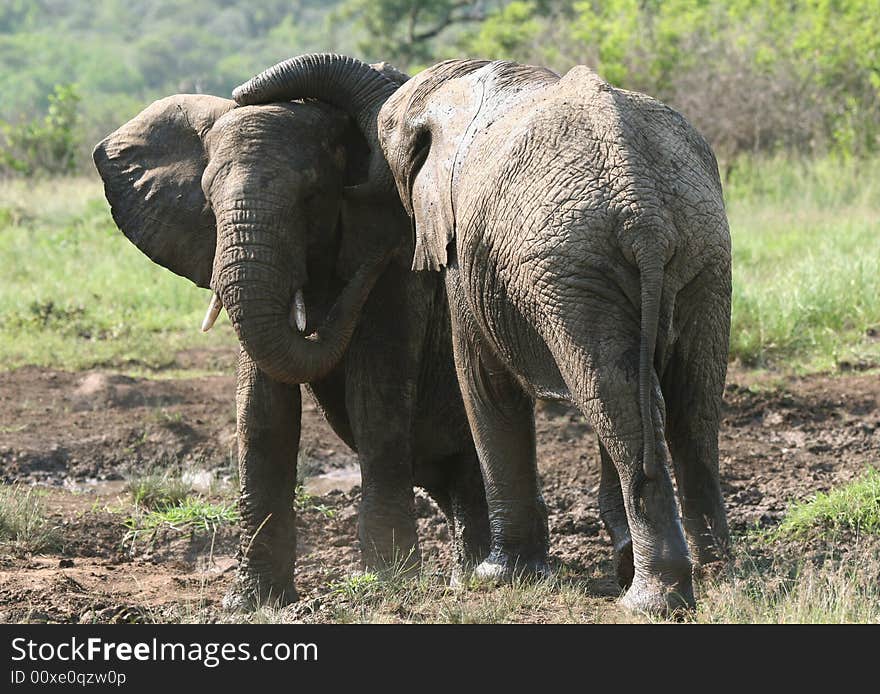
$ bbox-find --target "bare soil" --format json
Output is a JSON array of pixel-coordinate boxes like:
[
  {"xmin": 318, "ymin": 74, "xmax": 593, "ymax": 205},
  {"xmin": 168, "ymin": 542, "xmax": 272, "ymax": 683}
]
[{"xmin": 1, "ymin": 349, "xmax": 878, "ymax": 623}]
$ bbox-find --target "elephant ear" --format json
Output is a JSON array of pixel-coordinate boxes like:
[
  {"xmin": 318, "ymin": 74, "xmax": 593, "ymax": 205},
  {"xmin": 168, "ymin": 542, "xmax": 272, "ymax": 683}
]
[
  {"xmin": 408, "ymin": 135, "xmax": 457, "ymax": 272},
  {"xmin": 92, "ymin": 94, "xmax": 235, "ymax": 288},
  {"xmin": 401, "ymin": 63, "xmax": 490, "ymax": 272}
]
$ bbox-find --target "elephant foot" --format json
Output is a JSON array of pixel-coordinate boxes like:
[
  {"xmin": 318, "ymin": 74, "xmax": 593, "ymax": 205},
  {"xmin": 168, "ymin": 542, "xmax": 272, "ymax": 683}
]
[
  {"xmin": 360, "ymin": 528, "xmax": 422, "ymax": 577},
  {"xmin": 619, "ymin": 573, "xmax": 694, "ymax": 618},
  {"xmin": 449, "ymin": 558, "xmax": 485, "ymax": 589},
  {"xmin": 222, "ymin": 578, "xmax": 299, "ymax": 613},
  {"xmin": 359, "ymin": 511, "xmax": 421, "ymax": 577},
  {"xmin": 473, "ymin": 548, "xmax": 552, "ymax": 585},
  {"xmin": 363, "ymin": 542, "xmax": 421, "ymax": 578},
  {"xmin": 613, "ymin": 539, "xmax": 635, "ymax": 588}
]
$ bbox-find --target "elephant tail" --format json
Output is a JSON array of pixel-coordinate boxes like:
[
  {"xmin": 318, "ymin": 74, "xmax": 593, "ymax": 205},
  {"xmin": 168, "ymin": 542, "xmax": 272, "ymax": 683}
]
[{"xmin": 636, "ymin": 245, "xmax": 664, "ymax": 480}]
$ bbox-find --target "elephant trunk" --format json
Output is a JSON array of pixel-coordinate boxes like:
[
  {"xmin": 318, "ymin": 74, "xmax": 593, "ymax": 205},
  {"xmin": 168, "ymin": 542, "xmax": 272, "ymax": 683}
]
[
  {"xmin": 213, "ymin": 206, "xmax": 386, "ymax": 385},
  {"xmin": 232, "ymin": 53, "xmax": 399, "ymax": 192}
]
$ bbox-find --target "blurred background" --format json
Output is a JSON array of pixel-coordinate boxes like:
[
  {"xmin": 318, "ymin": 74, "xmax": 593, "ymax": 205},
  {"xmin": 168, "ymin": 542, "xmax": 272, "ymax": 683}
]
[{"xmin": 2, "ymin": 0, "xmax": 879, "ymax": 173}]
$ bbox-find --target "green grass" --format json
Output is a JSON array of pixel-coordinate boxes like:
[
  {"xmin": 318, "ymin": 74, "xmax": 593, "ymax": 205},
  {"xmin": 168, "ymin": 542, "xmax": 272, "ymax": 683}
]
[
  {"xmin": 238, "ymin": 471, "xmax": 880, "ymax": 624},
  {"xmin": 294, "ymin": 485, "xmax": 337, "ymax": 518},
  {"xmin": 194, "ymin": 547, "xmax": 880, "ymax": 624},
  {"xmin": 770, "ymin": 467, "xmax": 880, "ymax": 540},
  {"xmin": 123, "ymin": 496, "xmax": 238, "ymax": 551},
  {"xmin": 688, "ymin": 542, "xmax": 880, "ymax": 623},
  {"xmin": 126, "ymin": 470, "xmax": 193, "ymax": 511},
  {"xmin": 152, "ymin": 472, "xmax": 880, "ymax": 624},
  {"xmin": 683, "ymin": 469, "xmax": 880, "ymax": 622},
  {"xmin": 0, "ymin": 176, "xmax": 237, "ymax": 372},
  {"xmin": 0, "ymin": 484, "xmax": 61, "ymax": 553},
  {"xmin": 1, "ymin": 157, "xmax": 878, "ymax": 374},
  {"xmin": 725, "ymin": 155, "xmax": 880, "ymax": 371},
  {"xmin": 307, "ymin": 538, "xmax": 880, "ymax": 625}
]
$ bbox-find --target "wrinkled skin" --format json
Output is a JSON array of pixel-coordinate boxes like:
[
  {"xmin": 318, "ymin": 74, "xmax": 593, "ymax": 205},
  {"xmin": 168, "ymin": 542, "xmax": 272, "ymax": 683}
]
[
  {"xmin": 93, "ymin": 90, "xmax": 489, "ymax": 610},
  {"xmin": 233, "ymin": 55, "xmax": 732, "ymax": 616}
]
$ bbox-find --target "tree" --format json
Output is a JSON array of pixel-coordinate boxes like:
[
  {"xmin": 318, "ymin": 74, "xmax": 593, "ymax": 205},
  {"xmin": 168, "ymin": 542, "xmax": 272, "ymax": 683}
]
[{"xmin": 338, "ymin": 0, "xmax": 493, "ymax": 66}]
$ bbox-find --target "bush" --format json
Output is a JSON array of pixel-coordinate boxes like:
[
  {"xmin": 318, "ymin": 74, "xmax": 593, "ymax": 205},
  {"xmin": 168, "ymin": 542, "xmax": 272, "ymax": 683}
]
[
  {"xmin": 0, "ymin": 83, "xmax": 81, "ymax": 177},
  {"xmin": 459, "ymin": 1, "xmax": 880, "ymax": 161}
]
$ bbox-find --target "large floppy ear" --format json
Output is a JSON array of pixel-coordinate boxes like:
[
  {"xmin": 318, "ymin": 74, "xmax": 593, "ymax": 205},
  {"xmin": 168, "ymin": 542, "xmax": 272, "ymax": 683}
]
[
  {"xmin": 397, "ymin": 62, "xmax": 489, "ymax": 272},
  {"xmin": 92, "ymin": 94, "xmax": 235, "ymax": 288},
  {"xmin": 406, "ymin": 126, "xmax": 456, "ymax": 272}
]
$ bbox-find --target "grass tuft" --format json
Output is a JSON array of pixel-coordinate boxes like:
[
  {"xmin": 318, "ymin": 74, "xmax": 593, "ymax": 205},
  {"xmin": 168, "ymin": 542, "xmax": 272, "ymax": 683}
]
[
  {"xmin": 691, "ymin": 540, "xmax": 880, "ymax": 623},
  {"xmin": 126, "ymin": 471, "xmax": 193, "ymax": 511},
  {"xmin": 123, "ymin": 497, "xmax": 237, "ymax": 552},
  {"xmin": 771, "ymin": 468, "xmax": 880, "ymax": 540},
  {"xmin": 0, "ymin": 484, "xmax": 61, "ymax": 553},
  {"xmin": 294, "ymin": 485, "xmax": 336, "ymax": 518}
]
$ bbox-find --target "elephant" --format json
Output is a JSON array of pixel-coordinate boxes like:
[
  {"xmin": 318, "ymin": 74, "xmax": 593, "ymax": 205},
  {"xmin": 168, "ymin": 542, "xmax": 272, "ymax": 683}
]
[
  {"xmin": 231, "ymin": 53, "xmax": 732, "ymax": 615},
  {"xmin": 92, "ymin": 71, "xmax": 490, "ymax": 610}
]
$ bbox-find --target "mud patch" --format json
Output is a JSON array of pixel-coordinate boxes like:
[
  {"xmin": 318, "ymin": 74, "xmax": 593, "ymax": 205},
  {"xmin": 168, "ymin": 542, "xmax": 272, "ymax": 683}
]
[{"xmin": 1, "ymin": 359, "xmax": 878, "ymax": 622}]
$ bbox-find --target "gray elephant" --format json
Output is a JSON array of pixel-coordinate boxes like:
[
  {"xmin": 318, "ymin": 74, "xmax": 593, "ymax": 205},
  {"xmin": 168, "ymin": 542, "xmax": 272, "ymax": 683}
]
[
  {"xmin": 92, "ymin": 75, "xmax": 489, "ymax": 609},
  {"xmin": 232, "ymin": 54, "xmax": 732, "ymax": 614}
]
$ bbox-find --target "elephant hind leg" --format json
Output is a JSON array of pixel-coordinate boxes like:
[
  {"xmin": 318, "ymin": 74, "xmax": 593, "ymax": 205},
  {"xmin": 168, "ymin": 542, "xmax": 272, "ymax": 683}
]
[
  {"xmin": 598, "ymin": 440, "xmax": 634, "ymax": 588},
  {"xmin": 559, "ymin": 325, "xmax": 693, "ymax": 615},
  {"xmin": 448, "ymin": 308, "xmax": 550, "ymax": 583},
  {"xmin": 662, "ymin": 287, "xmax": 730, "ymax": 567}
]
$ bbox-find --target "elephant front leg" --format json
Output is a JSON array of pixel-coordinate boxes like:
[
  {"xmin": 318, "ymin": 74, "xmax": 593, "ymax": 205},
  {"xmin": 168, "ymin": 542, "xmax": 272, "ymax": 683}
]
[
  {"xmin": 356, "ymin": 444, "xmax": 419, "ymax": 573},
  {"xmin": 224, "ymin": 348, "xmax": 301, "ymax": 611},
  {"xmin": 448, "ymin": 448, "xmax": 491, "ymax": 582},
  {"xmin": 343, "ymin": 275, "xmax": 423, "ymax": 574},
  {"xmin": 449, "ymin": 313, "xmax": 549, "ymax": 582}
]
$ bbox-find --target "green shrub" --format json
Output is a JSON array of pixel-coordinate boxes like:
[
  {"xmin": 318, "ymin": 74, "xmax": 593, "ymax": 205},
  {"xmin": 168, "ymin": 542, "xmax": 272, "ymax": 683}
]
[{"xmin": 0, "ymin": 84, "xmax": 81, "ymax": 176}]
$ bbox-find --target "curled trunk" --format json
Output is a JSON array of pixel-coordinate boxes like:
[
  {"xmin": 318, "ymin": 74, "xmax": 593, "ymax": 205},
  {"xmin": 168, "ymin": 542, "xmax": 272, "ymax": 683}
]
[{"xmin": 214, "ymin": 211, "xmax": 387, "ymax": 385}]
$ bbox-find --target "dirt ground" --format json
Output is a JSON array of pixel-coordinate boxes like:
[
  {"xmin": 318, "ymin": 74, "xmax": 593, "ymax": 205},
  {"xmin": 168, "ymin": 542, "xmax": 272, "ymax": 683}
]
[{"xmin": 1, "ymin": 347, "xmax": 878, "ymax": 623}]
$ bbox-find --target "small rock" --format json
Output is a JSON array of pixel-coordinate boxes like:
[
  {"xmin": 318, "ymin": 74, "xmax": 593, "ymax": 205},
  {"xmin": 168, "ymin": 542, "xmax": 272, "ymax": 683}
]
[{"xmin": 58, "ymin": 558, "xmax": 74, "ymax": 568}]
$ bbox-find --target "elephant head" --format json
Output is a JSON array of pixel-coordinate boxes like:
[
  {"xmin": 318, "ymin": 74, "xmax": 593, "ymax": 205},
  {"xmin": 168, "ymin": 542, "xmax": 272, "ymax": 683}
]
[{"xmin": 94, "ymin": 75, "xmax": 407, "ymax": 385}]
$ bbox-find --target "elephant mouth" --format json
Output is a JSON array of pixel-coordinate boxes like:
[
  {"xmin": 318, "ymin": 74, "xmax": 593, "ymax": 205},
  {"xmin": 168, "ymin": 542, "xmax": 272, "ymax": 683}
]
[{"xmin": 200, "ymin": 286, "xmax": 309, "ymax": 335}]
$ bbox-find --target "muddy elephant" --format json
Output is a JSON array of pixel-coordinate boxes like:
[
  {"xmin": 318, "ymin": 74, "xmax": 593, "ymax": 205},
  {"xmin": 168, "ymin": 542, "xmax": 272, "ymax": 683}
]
[
  {"xmin": 232, "ymin": 54, "xmax": 732, "ymax": 614},
  {"xmin": 92, "ymin": 76, "xmax": 489, "ymax": 609}
]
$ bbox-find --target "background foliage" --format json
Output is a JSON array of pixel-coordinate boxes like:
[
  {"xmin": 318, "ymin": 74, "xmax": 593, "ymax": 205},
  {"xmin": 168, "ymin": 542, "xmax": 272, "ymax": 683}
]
[{"xmin": 1, "ymin": 0, "xmax": 878, "ymax": 175}]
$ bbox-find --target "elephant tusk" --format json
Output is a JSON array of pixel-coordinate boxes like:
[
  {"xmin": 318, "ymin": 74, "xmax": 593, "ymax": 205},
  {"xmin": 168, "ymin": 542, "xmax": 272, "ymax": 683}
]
[
  {"xmin": 201, "ymin": 293, "xmax": 223, "ymax": 332},
  {"xmin": 290, "ymin": 289, "xmax": 307, "ymax": 332}
]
